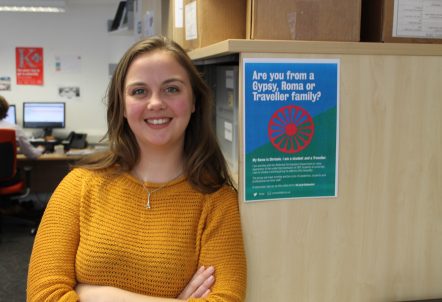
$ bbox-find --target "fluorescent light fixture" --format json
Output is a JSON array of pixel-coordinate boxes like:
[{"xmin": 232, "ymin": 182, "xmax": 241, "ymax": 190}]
[
  {"xmin": 0, "ymin": 6, "xmax": 65, "ymax": 12},
  {"xmin": 0, "ymin": 0, "xmax": 66, "ymax": 13}
]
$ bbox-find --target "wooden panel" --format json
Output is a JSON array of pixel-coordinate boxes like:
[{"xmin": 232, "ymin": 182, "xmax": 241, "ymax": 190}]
[{"xmin": 238, "ymin": 52, "xmax": 442, "ymax": 301}]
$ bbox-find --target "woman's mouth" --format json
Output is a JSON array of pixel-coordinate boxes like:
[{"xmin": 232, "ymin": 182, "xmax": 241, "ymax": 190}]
[{"xmin": 145, "ymin": 118, "xmax": 171, "ymax": 125}]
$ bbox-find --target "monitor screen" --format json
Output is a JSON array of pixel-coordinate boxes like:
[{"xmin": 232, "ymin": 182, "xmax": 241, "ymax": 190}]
[
  {"xmin": 4, "ymin": 104, "xmax": 16, "ymax": 124},
  {"xmin": 23, "ymin": 102, "xmax": 65, "ymax": 135}
]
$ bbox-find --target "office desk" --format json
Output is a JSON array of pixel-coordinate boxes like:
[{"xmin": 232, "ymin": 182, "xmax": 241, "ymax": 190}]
[{"xmin": 17, "ymin": 153, "xmax": 84, "ymax": 193}]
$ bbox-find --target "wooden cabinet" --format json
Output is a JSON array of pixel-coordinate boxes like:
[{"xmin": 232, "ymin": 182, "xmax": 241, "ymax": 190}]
[{"xmin": 189, "ymin": 40, "xmax": 442, "ymax": 302}]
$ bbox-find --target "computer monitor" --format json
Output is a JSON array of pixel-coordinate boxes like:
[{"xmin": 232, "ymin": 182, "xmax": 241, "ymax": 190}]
[
  {"xmin": 4, "ymin": 104, "xmax": 16, "ymax": 124},
  {"xmin": 23, "ymin": 102, "xmax": 65, "ymax": 137}
]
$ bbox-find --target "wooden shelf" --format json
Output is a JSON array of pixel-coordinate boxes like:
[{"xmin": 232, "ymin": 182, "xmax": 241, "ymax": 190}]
[{"xmin": 188, "ymin": 39, "xmax": 442, "ymax": 61}]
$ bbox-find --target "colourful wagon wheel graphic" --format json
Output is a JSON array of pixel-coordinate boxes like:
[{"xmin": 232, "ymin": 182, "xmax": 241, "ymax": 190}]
[{"xmin": 268, "ymin": 105, "xmax": 314, "ymax": 153}]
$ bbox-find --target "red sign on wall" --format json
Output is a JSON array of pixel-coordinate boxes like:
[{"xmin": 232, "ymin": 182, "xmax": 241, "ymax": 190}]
[{"xmin": 16, "ymin": 47, "xmax": 44, "ymax": 85}]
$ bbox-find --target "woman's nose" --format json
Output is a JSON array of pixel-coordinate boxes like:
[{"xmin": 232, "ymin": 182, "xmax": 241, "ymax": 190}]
[{"xmin": 147, "ymin": 93, "xmax": 165, "ymax": 110}]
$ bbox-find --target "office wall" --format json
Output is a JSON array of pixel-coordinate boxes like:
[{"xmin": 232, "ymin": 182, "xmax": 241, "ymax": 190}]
[{"xmin": 0, "ymin": 1, "xmax": 135, "ymax": 142}]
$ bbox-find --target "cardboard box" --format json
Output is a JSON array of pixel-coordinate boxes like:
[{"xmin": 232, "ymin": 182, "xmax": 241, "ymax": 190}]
[
  {"xmin": 247, "ymin": 0, "xmax": 361, "ymax": 42},
  {"xmin": 183, "ymin": 0, "xmax": 246, "ymax": 50},
  {"xmin": 361, "ymin": 0, "xmax": 442, "ymax": 43},
  {"xmin": 168, "ymin": 0, "xmax": 185, "ymax": 47}
]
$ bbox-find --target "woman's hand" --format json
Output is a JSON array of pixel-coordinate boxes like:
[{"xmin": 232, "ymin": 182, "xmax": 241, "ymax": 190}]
[{"xmin": 177, "ymin": 266, "xmax": 215, "ymax": 300}]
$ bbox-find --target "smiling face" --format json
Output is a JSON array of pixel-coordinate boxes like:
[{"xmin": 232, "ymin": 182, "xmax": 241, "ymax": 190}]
[{"xmin": 124, "ymin": 50, "xmax": 195, "ymax": 153}]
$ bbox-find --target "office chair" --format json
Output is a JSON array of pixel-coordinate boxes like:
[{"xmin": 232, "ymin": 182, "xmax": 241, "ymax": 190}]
[{"xmin": 0, "ymin": 129, "xmax": 37, "ymax": 235}]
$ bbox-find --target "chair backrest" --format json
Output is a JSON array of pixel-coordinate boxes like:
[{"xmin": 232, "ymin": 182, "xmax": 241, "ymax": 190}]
[{"xmin": 0, "ymin": 129, "xmax": 17, "ymax": 181}]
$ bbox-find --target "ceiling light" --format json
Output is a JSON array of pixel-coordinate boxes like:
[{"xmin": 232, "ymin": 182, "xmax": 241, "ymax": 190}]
[{"xmin": 0, "ymin": 0, "xmax": 66, "ymax": 13}]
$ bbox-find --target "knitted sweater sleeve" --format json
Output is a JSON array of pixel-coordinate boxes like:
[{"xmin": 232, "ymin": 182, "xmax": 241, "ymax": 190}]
[
  {"xmin": 27, "ymin": 168, "xmax": 85, "ymax": 302},
  {"xmin": 189, "ymin": 186, "xmax": 247, "ymax": 302}
]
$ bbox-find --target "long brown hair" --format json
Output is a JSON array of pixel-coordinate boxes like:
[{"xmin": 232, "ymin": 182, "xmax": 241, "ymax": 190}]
[{"xmin": 78, "ymin": 36, "xmax": 234, "ymax": 193}]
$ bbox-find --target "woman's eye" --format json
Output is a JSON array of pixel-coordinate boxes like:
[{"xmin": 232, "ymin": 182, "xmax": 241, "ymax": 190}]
[
  {"xmin": 131, "ymin": 88, "xmax": 145, "ymax": 96},
  {"xmin": 165, "ymin": 86, "xmax": 179, "ymax": 94}
]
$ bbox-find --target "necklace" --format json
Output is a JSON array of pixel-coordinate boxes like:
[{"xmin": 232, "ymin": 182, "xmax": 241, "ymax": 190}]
[{"xmin": 141, "ymin": 171, "xmax": 182, "ymax": 209}]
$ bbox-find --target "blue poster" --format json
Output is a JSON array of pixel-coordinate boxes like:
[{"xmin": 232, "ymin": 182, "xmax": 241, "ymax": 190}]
[{"xmin": 243, "ymin": 58, "xmax": 339, "ymax": 202}]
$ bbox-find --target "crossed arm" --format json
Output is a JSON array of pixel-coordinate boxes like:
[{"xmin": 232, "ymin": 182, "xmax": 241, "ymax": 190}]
[{"xmin": 76, "ymin": 266, "xmax": 215, "ymax": 302}]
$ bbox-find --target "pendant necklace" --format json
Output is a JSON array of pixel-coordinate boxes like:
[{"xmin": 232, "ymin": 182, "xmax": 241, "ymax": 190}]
[{"xmin": 142, "ymin": 171, "xmax": 182, "ymax": 209}]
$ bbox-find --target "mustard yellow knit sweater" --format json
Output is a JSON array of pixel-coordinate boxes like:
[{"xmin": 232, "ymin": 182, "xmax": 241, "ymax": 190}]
[{"xmin": 27, "ymin": 168, "xmax": 246, "ymax": 302}]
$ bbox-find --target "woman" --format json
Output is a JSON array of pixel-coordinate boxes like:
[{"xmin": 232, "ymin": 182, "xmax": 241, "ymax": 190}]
[{"xmin": 27, "ymin": 36, "xmax": 246, "ymax": 301}]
